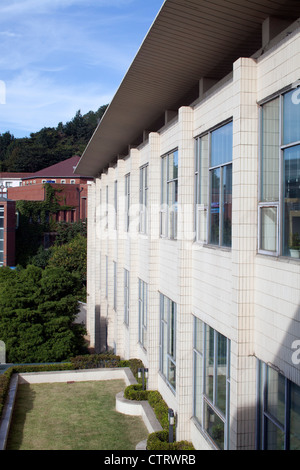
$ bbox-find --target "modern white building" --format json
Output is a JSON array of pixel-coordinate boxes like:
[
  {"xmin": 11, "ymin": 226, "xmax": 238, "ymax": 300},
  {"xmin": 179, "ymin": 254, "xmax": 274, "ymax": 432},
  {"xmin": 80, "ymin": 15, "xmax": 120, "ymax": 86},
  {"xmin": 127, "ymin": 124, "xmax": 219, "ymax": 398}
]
[{"xmin": 75, "ymin": 0, "xmax": 300, "ymax": 450}]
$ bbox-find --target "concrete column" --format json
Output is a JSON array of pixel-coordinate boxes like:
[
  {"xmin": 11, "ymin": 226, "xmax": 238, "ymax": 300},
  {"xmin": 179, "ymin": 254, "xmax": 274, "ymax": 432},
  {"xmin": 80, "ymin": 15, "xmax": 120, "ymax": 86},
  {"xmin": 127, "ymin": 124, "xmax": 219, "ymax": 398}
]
[
  {"xmin": 231, "ymin": 57, "xmax": 258, "ymax": 450},
  {"xmin": 147, "ymin": 132, "xmax": 161, "ymax": 391},
  {"xmin": 176, "ymin": 106, "xmax": 195, "ymax": 441}
]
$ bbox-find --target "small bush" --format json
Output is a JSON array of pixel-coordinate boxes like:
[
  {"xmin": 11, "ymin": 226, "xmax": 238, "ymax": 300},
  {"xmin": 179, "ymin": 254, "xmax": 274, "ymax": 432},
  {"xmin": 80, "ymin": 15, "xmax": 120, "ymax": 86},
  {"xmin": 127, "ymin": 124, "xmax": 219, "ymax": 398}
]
[
  {"xmin": 127, "ymin": 358, "xmax": 144, "ymax": 378},
  {"xmin": 147, "ymin": 430, "xmax": 170, "ymax": 450},
  {"xmin": 70, "ymin": 353, "xmax": 121, "ymax": 369},
  {"xmin": 147, "ymin": 390, "xmax": 170, "ymax": 430},
  {"xmin": 124, "ymin": 384, "xmax": 149, "ymax": 401},
  {"xmin": 147, "ymin": 430, "xmax": 195, "ymax": 450}
]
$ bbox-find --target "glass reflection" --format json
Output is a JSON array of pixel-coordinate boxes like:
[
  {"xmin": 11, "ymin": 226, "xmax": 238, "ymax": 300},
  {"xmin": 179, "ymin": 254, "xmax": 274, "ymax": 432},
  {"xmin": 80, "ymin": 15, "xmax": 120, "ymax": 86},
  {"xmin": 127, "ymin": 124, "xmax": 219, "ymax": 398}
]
[{"xmin": 283, "ymin": 145, "xmax": 300, "ymax": 257}]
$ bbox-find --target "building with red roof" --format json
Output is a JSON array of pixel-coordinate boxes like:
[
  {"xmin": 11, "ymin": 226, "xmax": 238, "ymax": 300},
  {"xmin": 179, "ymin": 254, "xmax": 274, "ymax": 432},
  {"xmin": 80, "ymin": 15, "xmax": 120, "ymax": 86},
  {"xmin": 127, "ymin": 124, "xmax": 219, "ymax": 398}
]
[{"xmin": 8, "ymin": 156, "xmax": 93, "ymax": 223}]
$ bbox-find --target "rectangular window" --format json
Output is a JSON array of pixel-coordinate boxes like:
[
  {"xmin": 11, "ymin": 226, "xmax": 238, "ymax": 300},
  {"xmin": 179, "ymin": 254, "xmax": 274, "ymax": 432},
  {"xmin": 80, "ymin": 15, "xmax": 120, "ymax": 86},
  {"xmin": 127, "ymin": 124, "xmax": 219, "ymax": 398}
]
[
  {"xmin": 257, "ymin": 361, "xmax": 300, "ymax": 450},
  {"xmin": 160, "ymin": 294, "xmax": 177, "ymax": 391},
  {"xmin": 105, "ymin": 185, "xmax": 108, "ymax": 230},
  {"xmin": 125, "ymin": 174, "xmax": 130, "ymax": 232},
  {"xmin": 195, "ymin": 135, "xmax": 209, "ymax": 243},
  {"xmin": 259, "ymin": 89, "xmax": 300, "ymax": 258},
  {"xmin": 138, "ymin": 279, "xmax": 148, "ymax": 349},
  {"xmin": 113, "ymin": 261, "xmax": 117, "ymax": 311},
  {"xmin": 193, "ymin": 317, "xmax": 231, "ymax": 450},
  {"xmin": 105, "ymin": 255, "xmax": 108, "ymax": 298},
  {"xmin": 124, "ymin": 269, "xmax": 130, "ymax": 325},
  {"xmin": 160, "ymin": 150, "xmax": 178, "ymax": 239},
  {"xmin": 195, "ymin": 122, "xmax": 232, "ymax": 246},
  {"xmin": 139, "ymin": 165, "xmax": 148, "ymax": 234},
  {"xmin": 114, "ymin": 180, "xmax": 118, "ymax": 230},
  {"xmin": 0, "ymin": 206, "xmax": 4, "ymax": 266}
]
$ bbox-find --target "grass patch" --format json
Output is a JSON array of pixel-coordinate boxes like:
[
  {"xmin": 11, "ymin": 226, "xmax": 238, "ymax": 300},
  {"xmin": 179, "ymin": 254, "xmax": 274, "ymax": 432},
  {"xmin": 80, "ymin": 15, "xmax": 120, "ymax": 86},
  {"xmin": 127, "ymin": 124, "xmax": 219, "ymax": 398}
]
[{"xmin": 6, "ymin": 380, "xmax": 148, "ymax": 450}]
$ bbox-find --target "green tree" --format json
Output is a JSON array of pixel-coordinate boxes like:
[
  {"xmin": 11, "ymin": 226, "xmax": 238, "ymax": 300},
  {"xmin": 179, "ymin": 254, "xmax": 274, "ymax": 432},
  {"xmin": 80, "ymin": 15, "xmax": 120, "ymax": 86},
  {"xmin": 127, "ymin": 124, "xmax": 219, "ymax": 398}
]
[
  {"xmin": 1, "ymin": 105, "xmax": 108, "ymax": 172},
  {"xmin": 47, "ymin": 234, "xmax": 87, "ymax": 300},
  {"xmin": 0, "ymin": 265, "xmax": 87, "ymax": 363}
]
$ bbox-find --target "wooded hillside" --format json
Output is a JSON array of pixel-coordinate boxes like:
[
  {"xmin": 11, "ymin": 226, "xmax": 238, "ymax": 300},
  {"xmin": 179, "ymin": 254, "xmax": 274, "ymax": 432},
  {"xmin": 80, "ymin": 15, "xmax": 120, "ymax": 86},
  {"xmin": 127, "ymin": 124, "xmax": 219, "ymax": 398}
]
[{"xmin": 0, "ymin": 104, "xmax": 108, "ymax": 173}]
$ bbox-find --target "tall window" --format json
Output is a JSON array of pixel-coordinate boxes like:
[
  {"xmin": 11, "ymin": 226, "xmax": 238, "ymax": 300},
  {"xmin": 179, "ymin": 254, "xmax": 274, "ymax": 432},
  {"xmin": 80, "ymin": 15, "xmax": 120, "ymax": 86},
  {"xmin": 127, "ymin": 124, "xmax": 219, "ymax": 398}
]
[
  {"xmin": 159, "ymin": 294, "xmax": 177, "ymax": 391},
  {"xmin": 124, "ymin": 269, "xmax": 130, "ymax": 325},
  {"xmin": 105, "ymin": 255, "xmax": 108, "ymax": 298},
  {"xmin": 114, "ymin": 180, "xmax": 118, "ymax": 230},
  {"xmin": 257, "ymin": 361, "xmax": 300, "ymax": 450},
  {"xmin": 259, "ymin": 88, "xmax": 300, "ymax": 258},
  {"xmin": 113, "ymin": 261, "xmax": 117, "ymax": 311},
  {"xmin": 160, "ymin": 150, "xmax": 178, "ymax": 239},
  {"xmin": 0, "ymin": 206, "xmax": 4, "ymax": 266},
  {"xmin": 193, "ymin": 317, "xmax": 231, "ymax": 450},
  {"xmin": 125, "ymin": 174, "xmax": 130, "ymax": 232},
  {"xmin": 139, "ymin": 164, "xmax": 148, "ymax": 234},
  {"xmin": 195, "ymin": 122, "xmax": 233, "ymax": 247},
  {"xmin": 138, "ymin": 279, "xmax": 148, "ymax": 349}
]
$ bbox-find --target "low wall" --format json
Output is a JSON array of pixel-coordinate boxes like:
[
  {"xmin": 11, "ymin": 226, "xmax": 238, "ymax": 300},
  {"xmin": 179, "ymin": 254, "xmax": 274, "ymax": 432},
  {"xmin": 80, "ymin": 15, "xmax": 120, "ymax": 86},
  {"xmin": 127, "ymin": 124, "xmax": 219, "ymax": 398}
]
[
  {"xmin": 0, "ymin": 367, "xmax": 161, "ymax": 450},
  {"xmin": 18, "ymin": 367, "xmax": 135, "ymax": 386}
]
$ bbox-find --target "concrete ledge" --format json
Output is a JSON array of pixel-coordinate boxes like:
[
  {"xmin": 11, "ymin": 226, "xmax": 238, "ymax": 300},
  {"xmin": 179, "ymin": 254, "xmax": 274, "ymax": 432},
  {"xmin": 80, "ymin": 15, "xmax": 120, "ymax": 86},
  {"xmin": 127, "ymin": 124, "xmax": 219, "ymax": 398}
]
[
  {"xmin": 116, "ymin": 391, "xmax": 162, "ymax": 434},
  {"xmin": 18, "ymin": 367, "xmax": 136, "ymax": 387}
]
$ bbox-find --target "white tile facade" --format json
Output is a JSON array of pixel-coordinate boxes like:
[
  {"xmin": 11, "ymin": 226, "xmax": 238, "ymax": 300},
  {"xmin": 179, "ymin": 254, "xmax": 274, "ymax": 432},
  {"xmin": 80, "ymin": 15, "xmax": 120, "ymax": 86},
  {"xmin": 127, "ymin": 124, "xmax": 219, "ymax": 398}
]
[{"xmin": 85, "ymin": 26, "xmax": 300, "ymax": 450}]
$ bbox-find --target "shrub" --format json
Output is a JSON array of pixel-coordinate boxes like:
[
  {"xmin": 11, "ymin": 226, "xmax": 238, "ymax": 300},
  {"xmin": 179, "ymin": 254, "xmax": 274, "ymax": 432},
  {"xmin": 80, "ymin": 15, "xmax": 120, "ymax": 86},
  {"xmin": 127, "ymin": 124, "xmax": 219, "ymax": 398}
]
[
  {"xmin": 147, "ymin": 430, "xmax": 195, "ymax": 450},
  {"xmin": 147, "ymin": 390, "xmax": 170, "ymax": 430},
  {"xmin": 147, "ymin": 430, "xmax": 170, "ymax": 450},
  {"xmin": 70, "ymin": 353, "xmax": 121, "ymax": 369},
  {"xmin": 127, "ymin": 358, "xmax": 144, "ymax": 378},
  {"xmin": 124, "ymin": 384, "xmax": 149, "ymax": 401}
]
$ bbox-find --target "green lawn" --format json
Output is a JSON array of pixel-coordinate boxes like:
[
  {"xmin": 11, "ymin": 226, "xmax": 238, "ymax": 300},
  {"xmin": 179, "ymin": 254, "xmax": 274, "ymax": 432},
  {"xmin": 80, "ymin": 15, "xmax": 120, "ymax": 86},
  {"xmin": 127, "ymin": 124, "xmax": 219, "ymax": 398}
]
[{"xmin": 6, "ymin": 379, "xmax": 148, "ymax": 450}]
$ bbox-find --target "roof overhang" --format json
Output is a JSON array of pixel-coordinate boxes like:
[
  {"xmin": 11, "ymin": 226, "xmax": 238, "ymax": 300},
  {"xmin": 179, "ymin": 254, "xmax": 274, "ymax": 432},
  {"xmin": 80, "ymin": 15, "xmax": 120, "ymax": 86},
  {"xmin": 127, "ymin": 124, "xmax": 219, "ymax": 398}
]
[{"xmin": 75, "ymin": 0, "xmax": 300, "ymax": 177}]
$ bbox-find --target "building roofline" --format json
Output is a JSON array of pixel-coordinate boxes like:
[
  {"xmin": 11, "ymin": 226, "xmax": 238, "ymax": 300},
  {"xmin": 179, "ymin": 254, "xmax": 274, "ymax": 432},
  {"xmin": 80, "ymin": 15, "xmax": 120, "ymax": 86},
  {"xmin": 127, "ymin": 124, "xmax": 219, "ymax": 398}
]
[{"xmin": 75, "ymin": 0, "xmax": 300, "ymax": 177}]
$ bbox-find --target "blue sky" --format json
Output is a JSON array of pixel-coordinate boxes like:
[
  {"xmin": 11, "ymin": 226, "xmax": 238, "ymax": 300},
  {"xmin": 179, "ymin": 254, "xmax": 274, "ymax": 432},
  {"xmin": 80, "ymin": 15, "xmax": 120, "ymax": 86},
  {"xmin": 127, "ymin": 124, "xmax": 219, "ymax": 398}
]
[{"xmin": 0, "ymin": 0, "xmax": 164, "ymax": 138}]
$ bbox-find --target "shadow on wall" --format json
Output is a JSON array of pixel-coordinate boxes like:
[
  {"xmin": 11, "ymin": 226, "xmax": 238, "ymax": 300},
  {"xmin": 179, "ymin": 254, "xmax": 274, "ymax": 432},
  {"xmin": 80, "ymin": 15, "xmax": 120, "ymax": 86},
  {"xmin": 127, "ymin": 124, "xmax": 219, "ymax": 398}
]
[
  {"xmin": 252, "ymin": 301, "xmax": 300, "ymax": 450},
  {"xmin": 95, "ymin": 305, "xmax": 108, "ymax": 354}
]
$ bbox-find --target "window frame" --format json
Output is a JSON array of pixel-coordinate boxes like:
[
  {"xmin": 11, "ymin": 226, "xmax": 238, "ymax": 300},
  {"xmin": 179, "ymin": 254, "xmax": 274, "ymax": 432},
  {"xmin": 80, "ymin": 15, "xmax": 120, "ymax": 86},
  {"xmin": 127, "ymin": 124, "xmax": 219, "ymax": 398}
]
[
  {"xmin": 160, "ymin": 149, "xmax": 178, "ymax": 240},
  {"xmin": 195, "ymin": 120, "xmax": 233, "ymax": 247},
  {"xmin": 125, "ymin": 173, "xmax": 130, "ymax": 232},
  {"xmin": 113, "ymin": 261, "xmax": 117, "ymax": 311},
  {"xmin": 258, "ymin": 86, "xmax": 300, "ymax": 258},
  {"xmin": 114, "ymin": 180, "xmax": 118, "ymax": 230},
  {"xmin": 139, "ymin": 164, "xmax": 148, "ymax": 234},
  {"xmin": 138, "ymin": 278, "xmax": 148, "ymax": 349},
  {"xmin": 159, "ymin": 293, "xmax": 177, "ymax": 392},
  {"xmin": 192, "ymin": 316, "xmax": 231, "ymax": 450},
  {"xmin": 124, "ymin": 269, "xmax": 130, "ymax": 326},
  {"xmin": 257, "ymin": 360, "xmax": 300, "ymax": 450}
]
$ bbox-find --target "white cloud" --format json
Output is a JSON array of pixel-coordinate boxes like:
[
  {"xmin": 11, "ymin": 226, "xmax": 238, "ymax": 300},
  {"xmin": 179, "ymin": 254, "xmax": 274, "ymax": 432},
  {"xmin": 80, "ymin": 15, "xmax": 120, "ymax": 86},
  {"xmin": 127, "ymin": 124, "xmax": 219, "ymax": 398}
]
[
  {"xmin": 0, "ymin": 0, "xmax": 163, "ymax": 136},
  {"xmin": 0, "ymin": 0, "xmax": 135, "ymax": 17},
  {"xmin": 0, "ymin": 69, "xmax": 113, "ymax": 136}
]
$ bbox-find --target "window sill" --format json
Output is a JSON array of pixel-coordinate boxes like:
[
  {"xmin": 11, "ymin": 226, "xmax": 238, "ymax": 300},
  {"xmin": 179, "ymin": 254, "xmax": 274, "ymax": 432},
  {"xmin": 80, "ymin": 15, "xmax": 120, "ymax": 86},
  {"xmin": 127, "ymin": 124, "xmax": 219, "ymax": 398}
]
[
  {"xmin": 257, "ymin": 252, "xmax": 300, "ymax": 264},
  {"xmin": 193, "ymin": 240, "xmax": 232, "ymax": 253}
]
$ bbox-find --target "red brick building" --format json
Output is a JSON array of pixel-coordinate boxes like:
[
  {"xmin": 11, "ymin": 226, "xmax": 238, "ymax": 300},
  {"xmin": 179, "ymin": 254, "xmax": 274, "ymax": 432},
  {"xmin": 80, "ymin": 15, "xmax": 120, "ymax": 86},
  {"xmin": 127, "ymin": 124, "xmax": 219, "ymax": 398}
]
[
  {"xmin": 8, "ymin": 156, "xmax": 93, "ymax": 223},
  {"xmin": 0, "ymin": 197, "xmax": 16, "ymax": 267}
]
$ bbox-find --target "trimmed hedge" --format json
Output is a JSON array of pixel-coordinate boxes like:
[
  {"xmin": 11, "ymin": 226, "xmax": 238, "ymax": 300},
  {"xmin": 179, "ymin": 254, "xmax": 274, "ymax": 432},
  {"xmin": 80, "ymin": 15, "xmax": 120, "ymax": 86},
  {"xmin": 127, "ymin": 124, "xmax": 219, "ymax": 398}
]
[
  {"xmin": 147, "ymin": 431, "xmax": 195, "ymax": 450},
  {"xmin": 70, "ymin": 354, "xmax": 144, "ymax": 380},
  {"xmin": 123, "ymin": 383, "xmax": 195, "ymax": 450}
]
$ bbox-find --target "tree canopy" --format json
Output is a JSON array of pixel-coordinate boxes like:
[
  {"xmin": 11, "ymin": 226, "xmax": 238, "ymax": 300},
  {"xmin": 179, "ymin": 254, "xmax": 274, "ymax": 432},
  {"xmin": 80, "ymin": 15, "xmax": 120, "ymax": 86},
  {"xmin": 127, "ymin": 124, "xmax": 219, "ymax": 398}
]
[
  {"xmin": 0, "ymin": 265, "xmax": 87, "ymax": 363},
  {"xmin": 0, "ymin": 105, "xmax": 108, "ymax": 172}
]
